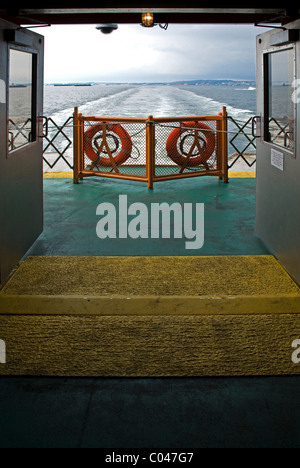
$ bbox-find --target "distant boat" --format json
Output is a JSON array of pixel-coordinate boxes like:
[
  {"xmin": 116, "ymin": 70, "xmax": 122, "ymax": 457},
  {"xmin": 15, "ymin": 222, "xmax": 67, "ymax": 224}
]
[
  {"xmin": 53, "ymin": 83, "xmax": 92, "ymax": 87},
  {"xmin": 9, "ymin": 84, "xmax": 27, "ymax": 88}
]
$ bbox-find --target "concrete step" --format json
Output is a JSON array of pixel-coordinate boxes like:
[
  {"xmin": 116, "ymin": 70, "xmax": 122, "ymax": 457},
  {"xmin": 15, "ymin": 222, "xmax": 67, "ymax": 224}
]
[{"xmin": 0, "ymin": 255, "xmax": 300, "ymax": 376}]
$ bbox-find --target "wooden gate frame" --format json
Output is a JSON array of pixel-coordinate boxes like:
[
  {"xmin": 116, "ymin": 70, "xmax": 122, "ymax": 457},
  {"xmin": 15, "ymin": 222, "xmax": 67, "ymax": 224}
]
[{"xmin": 73, "ymin": 106, "xmax": 228, "ymax": 189}]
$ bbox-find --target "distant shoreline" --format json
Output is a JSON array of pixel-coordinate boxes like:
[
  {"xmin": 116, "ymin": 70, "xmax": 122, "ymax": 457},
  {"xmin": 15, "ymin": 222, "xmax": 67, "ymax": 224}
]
[{"xmin": 46, "ymin": 79, "xmax": 256, "ymax": 88}]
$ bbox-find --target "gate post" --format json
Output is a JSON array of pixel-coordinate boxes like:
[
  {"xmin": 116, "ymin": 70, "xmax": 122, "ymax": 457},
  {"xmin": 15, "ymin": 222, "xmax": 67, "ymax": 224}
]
[
  {"xmin": 73, "ymin": 107, "xmax": 80, "ymax": 184},
  {"xmin": 146, "ymin": 115, "xmax": 155, "ymax": 190},
  {"xmin": 221, "ymin": 106, "xmax": 229, "ymax": 183}
]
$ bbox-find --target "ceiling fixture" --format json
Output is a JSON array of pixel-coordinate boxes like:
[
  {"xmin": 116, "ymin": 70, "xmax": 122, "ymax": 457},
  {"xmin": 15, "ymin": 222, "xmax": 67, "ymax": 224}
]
[
  {"xmin": 141, "ymin": 12, "xmax": 154, "ymax": 27},
  {"xmin": 96, "ymin": 24, "xmax": 118, "ymax": 34},
  {"xmin": 141, "ymin": 12, "xmax": 168, "ymax": 30}
]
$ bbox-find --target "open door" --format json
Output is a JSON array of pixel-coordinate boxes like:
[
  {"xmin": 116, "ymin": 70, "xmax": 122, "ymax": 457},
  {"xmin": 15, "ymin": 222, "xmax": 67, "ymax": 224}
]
[
  {"xmin": 256, "ymin": 21, "xmax": 300, "ymax": 285},
  {"xmin": 0, "ymin": 19, "xmax": 44, "ymax": 287}
]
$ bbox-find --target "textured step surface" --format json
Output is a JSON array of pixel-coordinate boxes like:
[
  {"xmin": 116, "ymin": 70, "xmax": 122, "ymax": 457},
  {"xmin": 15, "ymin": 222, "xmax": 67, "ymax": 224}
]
[
  {"xmin": 2, "ymin": 255, "xmax": 299, "ymax": 298},
  {"xmin": 0, "ymin": 255, "xmax": 300, "ymax": 377}
]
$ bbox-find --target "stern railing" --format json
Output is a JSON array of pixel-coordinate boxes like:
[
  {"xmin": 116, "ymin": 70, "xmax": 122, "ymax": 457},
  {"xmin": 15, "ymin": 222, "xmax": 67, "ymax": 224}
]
[{"xmin": 73, "ymin": 106, "xmax": 228, "ymax": 189}]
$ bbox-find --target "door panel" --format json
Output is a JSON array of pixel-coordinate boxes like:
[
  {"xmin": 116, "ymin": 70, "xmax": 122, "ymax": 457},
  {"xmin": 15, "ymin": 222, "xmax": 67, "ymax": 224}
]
[
  {"xmin": 256, "ymin": 21, "xmax": 300, "ymax": 285},
  {"xmin": 0, "ymin": 19, "xmax": 44, "ymax": 287}
]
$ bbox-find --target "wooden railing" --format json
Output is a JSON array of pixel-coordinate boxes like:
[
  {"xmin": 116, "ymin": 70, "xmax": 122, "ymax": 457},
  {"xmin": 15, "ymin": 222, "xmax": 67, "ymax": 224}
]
[{"xmin": 73, "ymin": 107, "xmax": 228, "ymax": 189}]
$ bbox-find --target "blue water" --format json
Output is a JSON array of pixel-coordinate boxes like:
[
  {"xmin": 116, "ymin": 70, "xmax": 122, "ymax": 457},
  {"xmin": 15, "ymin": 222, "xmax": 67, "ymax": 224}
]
[
  {"xmin": 44, "ymin": 83, "xmax": 256, "ymax": 123},
  {"xmin": 43, "ymin": 83, "xmax": 257, "ymax": 171}
]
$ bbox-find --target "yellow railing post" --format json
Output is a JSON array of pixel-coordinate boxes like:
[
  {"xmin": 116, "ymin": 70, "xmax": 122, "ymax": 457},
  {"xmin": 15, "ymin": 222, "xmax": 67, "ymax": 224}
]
[{"xmin": 146, "ymin": 115, "xmax": 155, "ymax": 190}]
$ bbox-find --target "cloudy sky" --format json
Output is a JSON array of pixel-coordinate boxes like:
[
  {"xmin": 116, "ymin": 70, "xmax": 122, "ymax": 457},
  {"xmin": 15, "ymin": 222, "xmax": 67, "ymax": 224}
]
[{"xmin": 39, "ymin": 23, "xmax": 268, "ymax": 83}]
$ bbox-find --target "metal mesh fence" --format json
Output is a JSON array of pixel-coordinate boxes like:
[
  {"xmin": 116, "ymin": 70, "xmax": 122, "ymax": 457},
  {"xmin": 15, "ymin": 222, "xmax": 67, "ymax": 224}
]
[
  {"xmin": 8, "ymin": 118, "xmax": 32, "ymax": 152},
  {"xmin": 43, "ymin": 116, "xmax": 73, "ymax": 170},
  {"xmin": 227, "ymin": 116, "xmax": 256, "ymax": 169},
  {"xmin": 43, "ymin": 109, "xmax": 257, "ymax": 177},
  {"xmin": 268, "ymin": 117, "xmax": 295, "ymax": 153},
  {"xmin": 153, "ymin": 120, "xmax": 219, "ymax": 178},
  {"xmin": 82, "ymin": 119, "xmax": 147, "ymax": 178},
  {"xmin": 74, "ymin": 109, "xmax": 228, "ymax": 187}
]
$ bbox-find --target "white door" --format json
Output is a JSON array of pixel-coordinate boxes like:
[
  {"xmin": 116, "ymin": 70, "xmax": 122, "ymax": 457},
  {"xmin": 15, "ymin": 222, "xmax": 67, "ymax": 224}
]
[
  {"xmin": 0, "ymin": 19, "xmax": 44, "ymax": 287},
  {"xmin": 256, "ymin": 22, "xmax": 300, "ymax": 285}
]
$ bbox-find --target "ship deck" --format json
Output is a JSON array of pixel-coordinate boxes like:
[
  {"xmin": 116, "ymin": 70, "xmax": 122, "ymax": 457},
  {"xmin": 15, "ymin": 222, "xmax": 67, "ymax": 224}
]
[
  {"xmin": 1, "ymin": 173, "xmax": 300, "ymax": 447},
  {"xmin": 28, "ymin": 172, "xmax": 261, "ymax": 258}
]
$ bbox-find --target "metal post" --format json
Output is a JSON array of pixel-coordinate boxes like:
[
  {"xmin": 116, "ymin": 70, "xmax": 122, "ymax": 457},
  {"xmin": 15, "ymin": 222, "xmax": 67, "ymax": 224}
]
[
  {"xmin": 146, "ymin": 115, "xmax": 155, "ymax": 190},
  {"xmin": 217, "ymin": 113, "xmax": 223, "ymax": 179},
  {"xmin": 79, "ymin": 113, "xmax": 84, "ymax": 179},
  {"xmin": 222, "ymin": 106, "xmax": 229, "ymax": 183},
  {"xmin": 73, "ymin": 107, "xmax": 79, "ymax": 184}
]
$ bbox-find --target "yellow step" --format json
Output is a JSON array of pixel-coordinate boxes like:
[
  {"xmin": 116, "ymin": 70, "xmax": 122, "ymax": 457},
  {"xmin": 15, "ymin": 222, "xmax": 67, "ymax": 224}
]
[{"xmin": 0, "ymin": 255, "xmax": 300, "ymax": 376}]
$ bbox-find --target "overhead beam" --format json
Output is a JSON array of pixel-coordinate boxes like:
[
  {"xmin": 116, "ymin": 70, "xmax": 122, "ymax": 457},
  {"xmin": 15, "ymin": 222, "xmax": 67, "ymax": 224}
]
[
  {"xmin": 0, "ymin": 13, "xmax": 293, "ymax": 26},
  {"xmin": 0, "ymin": 7, "xmax": 299, "ymax": 26}
]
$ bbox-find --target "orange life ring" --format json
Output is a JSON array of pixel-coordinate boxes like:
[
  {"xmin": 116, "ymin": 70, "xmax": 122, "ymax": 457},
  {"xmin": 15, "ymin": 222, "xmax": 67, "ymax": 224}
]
[
  {"xmin": 84, "ymin": 123, "xmax": 132, "ymax": 167},
  {"xmin": 166, "ymin": 121, "xmax": 216, "ymax": 167}
]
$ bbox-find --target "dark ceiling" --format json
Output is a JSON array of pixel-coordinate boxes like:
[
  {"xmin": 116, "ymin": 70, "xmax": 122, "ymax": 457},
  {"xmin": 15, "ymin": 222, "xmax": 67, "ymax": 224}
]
[{"xmin": 0, "ymin": 6, "xmax": 299, "ymax": 26}]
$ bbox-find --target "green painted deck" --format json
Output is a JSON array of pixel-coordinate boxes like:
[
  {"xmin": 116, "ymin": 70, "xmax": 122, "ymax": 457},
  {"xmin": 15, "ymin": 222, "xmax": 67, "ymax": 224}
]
[
  {"xmin": 26, "ymin": 176, "xmax": 268, "ymax": 257},
  {"xmin": 2, "ymin": 176, "xmax": 300, "ymax": 447},
  {"xmin": 1, "ymin": 376, "xmax": 300, "ymax": 448}
]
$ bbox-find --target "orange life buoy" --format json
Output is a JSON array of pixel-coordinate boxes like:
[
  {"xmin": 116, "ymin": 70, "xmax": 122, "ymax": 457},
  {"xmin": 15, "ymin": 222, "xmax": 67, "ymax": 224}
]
[
  {"xmin": 166, "ymin": 121, "xmax": 216, "ymax": 167},
  {"xmin": 84, "ymin": 123, "xmax": 132, "ymax": 167}
]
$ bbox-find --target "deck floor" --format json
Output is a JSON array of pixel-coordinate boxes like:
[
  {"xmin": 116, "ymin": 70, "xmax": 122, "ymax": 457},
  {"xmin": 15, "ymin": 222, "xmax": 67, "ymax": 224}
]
[
  {"xmin": 2, "ymin": 175, "xmax": 300, "ymax": 448},
  {"xmin": 1, "ymin": 376, "xmax": 300, "ymax": 448},
  {"xmin": 25, "ymin": 176, "xmax": 268, "ymax": 257}
]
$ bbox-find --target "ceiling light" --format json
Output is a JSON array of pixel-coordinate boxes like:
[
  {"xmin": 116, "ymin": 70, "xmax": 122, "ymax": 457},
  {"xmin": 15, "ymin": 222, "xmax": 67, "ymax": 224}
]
[{"xmin": 141, "ymin": 12, "xmax": 154, "ymax": 27}]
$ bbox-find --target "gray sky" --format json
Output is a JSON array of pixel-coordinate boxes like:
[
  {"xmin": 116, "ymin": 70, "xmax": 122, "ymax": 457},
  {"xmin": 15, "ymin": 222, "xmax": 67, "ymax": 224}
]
[{"xmin": 40, "ymin": 23, "xmax": 268, "ymax": 83}]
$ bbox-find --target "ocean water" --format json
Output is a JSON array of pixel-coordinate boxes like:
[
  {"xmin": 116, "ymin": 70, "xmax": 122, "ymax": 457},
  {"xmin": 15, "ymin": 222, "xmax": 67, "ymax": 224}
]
[
  {"xmin": 44, "ymin": 83, "xmax": 256, "ymax": 121},
  {"xmin": 43, "ymin": 83, "xmax": 257, "ymax": 171}
]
